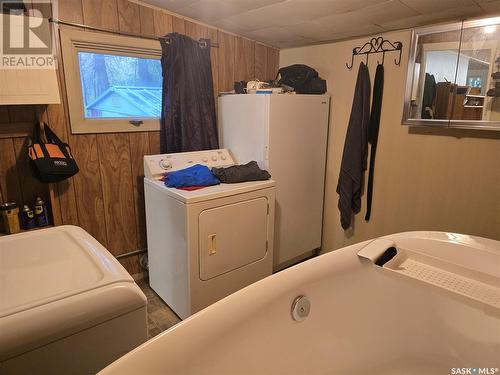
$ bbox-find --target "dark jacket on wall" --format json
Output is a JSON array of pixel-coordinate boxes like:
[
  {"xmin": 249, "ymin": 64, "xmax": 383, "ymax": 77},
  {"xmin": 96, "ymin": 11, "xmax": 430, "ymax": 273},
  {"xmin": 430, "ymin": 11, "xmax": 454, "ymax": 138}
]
[
  {"xmin": 422, "ymin": 73, "xmax": 436, "ymax": 119},
  {"xmin": 337, "ymin": 62, "xmax": 371, "ymax": 230}
]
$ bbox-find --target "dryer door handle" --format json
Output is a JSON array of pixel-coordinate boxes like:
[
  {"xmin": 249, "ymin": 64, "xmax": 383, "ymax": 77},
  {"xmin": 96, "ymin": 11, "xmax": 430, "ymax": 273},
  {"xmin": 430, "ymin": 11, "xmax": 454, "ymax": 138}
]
[{"xmin": 208, "ymin": 234, "xmax": 217, "ymax": 256}]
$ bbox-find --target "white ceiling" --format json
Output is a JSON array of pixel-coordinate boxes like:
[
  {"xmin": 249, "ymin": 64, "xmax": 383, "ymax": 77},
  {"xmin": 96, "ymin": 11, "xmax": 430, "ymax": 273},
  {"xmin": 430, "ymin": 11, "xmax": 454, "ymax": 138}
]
[{"xmin": 142, "ymin": 0, "xmax": 500, "ymax": 48}]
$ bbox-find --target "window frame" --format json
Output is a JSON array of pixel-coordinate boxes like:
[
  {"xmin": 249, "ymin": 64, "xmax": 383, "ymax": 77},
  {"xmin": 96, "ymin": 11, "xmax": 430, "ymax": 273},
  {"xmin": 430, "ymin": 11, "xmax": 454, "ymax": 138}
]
[{"xmin": 60, "ymin": 28, "xmax": 162, "ymax": 134}]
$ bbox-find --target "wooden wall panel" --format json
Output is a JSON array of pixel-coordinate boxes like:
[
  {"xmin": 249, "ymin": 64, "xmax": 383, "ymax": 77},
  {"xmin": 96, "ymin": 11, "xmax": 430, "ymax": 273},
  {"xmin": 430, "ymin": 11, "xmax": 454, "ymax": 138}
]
[
  {"xmin": 0, "ymin": 107, "xmax": 9, "ymax": 123},
  {"xmin": 139, "ymin": 7, "xmax": 173, "ymax": 156},
  {"xmin": 53, "ymin": 0, "xmax": 107, "ymax": 244},
  {"xmin": 185, "ymin": 20, "xmax": 209, "ymax": 39},
  {"xmin": 119, "ymin": 254, "xmax": 142, "ymax": 275},
  {"xmin": 82, "ymin": 0, "xmax": 119, "ymax": 30},
  {"xmin": 153, "ymin": 9, "xmax": 173, "ymax": 36},
  {"xmin": 172, "ymin": 16, "xmax": 185, "ymax": 33},
  {"xmin": 128, "ymin": 133, "xmax": 149, "ymax": 249},
  {"xmin": 117, "ymin": 0, "xmax": 140, "ymax": 34},
  {"xmin": 91, "ymin": 1, "xmax": 138, "ymax": 255},
  {"xmin": 218, "ymin": 31, "xmax": 236, "ymax": 92},
  {"xmin": 210, "ymin": 28, "xmax": 219, "ymax": 119},
  {"xmin": 48, "ymin": 182, "xmax": 62, "ymax": 226},
  {"xmin": 149, "ymin": 133, "xmax": 161, "ymax": 154},
  {"xmin": 267, "ymin": 47, "xmax": 280, "ymax": 81},
  {"xmin": 30, "ymin": 0, "xmax": 52, "ymax": 18},
  {"xmin": 46, "ymin": 102, "xmax": 68, "ymax": 141},
  {"xmin": 56, "ymin": 0, "xmax": 83, "ymax": 23},
  {"xmin": 235, "ymin": 37, "xmax": 255, "ymax": 82},
  {"xmin": 255, "ymin": 43, "xmax": 268, "ymax": 81},
  {"xmin": 8, "ymin": 105, "xmax": 36, "ymax": 123},
  {"xmin": 47, "ymin": 13, "xmax": 80, "ymax": 226},
  {"xmin": 97, "ymin": 134, "xmax": 138, "ymax": 255},
  {"xmin": 138, "ymin": 5, "xmax": 155, "ymax": 37},
  {"xmin": 0, "ymin": 139, "xmax": 23, "ymax": 204},
  {"xmin": 69, "ymin": 134, "xmax": 108, "ymax": 245}
]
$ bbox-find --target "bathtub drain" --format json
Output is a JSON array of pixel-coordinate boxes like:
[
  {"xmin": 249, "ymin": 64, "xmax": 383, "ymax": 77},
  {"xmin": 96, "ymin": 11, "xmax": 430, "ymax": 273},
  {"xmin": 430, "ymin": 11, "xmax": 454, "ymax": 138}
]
[{"xmin": 291, "ymin": 295, "xmax": 310, "ymax": 322}]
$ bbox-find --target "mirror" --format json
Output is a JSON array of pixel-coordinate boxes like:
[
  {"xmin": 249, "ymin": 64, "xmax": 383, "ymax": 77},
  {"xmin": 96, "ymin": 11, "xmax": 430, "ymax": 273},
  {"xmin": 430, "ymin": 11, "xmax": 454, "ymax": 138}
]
[{"xmin": 404, "ymin": 17, "xmax": 500, "ymax": 130}]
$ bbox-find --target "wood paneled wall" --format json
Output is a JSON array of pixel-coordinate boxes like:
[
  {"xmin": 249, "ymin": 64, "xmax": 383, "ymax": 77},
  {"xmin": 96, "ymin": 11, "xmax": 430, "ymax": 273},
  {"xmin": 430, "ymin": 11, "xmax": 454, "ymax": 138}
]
[{"xmin": 0, "ymin": 0, "xmax": 279, "ymax": 274}]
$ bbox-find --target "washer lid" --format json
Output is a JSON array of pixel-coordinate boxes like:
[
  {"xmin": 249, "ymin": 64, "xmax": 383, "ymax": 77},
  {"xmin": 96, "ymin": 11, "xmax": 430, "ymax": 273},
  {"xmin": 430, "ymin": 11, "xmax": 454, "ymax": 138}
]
[
  {"xmin": 145, "ymin": 179, "xmax": 276, "ymax": 203},
  {"xmin": 0, "ymin": 225, "xmax": 133, "ymax": 318}
]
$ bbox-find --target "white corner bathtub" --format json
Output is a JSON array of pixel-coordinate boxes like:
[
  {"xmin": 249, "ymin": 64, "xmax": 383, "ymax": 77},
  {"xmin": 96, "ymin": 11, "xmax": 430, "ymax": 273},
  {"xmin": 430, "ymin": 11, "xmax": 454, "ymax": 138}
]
[{"xmin": 101, "ymin": 232, "xmax": 500, "ymax": 375}]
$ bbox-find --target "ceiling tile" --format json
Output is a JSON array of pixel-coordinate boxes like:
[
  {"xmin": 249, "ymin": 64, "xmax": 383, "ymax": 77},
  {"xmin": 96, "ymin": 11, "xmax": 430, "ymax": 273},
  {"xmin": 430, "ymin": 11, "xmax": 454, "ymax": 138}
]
[
  {"xmin": 178, "ymin": 0, "xmax": 246, "ymax": 22},
  {"xmin": 314, "ymin": 0, "xmax": 392, "ymax": 14},
  {"xmin": 400, "ymin": 0, "xmax": 476, "ymax": 14},
  {"xmin": 224, "ymin": 3, "xmax": 310, "ymax": 31},
  {"xmin": 341, "ymin": 24, "xmax": 387, "ymax": 38},
  {"xmin": 280, "ymin": 21, "xmax": 341, "ymax": 40},
  {"xmin": 246, "ymin": 26, "xmax": 305, "ymax": 43},
  {"xmin": 142, "ymin": 0, "xmax": 198, "ymax": 12},
  {"xmin": 222, "ymin": 0, "xmax": 286, "ymax": 11},
  {"xmin": 380, "ymin": 5, "xmax": 485, "ymax": 30},
  {"xmin": 476, "ymin": 0, "xmax": 500, "ymax": 12},
  {"xmin": 354, "ymin": 0, "xmax": 420, "ymax": 25},
  {"xmin": 210, "ymin": 18, "xmax": 250, "ymax": 34},
  {"xmin": 315, "ymin": 12, "xmax": 385, "ymax": 35}
]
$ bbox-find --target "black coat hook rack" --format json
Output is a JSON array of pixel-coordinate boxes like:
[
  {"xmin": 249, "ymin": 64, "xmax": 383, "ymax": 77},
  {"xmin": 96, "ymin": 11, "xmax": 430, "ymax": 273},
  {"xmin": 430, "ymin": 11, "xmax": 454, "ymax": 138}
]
[{"xmin": 346, "ymin": 36, "xmax": 403, "ymax": 69}]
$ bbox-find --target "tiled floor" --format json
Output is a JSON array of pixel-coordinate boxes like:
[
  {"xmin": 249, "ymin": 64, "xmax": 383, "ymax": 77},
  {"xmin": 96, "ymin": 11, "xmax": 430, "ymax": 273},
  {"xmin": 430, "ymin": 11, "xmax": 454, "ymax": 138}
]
[{"xmin": 136, "ymin": 278, "xmax": 182, "ymax": 339}]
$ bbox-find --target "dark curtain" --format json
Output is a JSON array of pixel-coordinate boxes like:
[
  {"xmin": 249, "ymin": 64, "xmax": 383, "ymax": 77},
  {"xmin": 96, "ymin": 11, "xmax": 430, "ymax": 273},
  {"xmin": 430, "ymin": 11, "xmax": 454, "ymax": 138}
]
[{"xmin": 160, "ymin": 33, "xmax": 219, "ymax": 153}]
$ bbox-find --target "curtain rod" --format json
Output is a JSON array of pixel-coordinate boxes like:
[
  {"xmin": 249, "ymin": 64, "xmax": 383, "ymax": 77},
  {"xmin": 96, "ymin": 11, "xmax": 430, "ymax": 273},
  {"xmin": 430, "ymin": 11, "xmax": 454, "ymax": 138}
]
[{"xmin": 49, "ymin": 18, "xmax": 219, "ymax": 48}]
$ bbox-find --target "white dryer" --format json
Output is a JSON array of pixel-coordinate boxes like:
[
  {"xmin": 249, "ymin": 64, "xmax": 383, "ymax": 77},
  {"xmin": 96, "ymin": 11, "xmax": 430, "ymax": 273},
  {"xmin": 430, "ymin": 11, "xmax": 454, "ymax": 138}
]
[{"xmin": 144, "ymin": 149, "xmax": 275, "ymax": 319}]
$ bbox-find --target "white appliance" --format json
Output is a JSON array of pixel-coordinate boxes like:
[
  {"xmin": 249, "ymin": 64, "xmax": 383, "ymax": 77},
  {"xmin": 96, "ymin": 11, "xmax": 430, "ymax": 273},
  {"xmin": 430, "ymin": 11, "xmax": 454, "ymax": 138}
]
[
  {"xmin": 0, "ymin": 226, "xmax": 147, "ymax": 375},
  {"xmin": 144, "ymin": 149, "xmax": 275, "ymax": 319},
  {"xmin": 219, "ymin": 94, "xmax": 330, "ymax": 270}
]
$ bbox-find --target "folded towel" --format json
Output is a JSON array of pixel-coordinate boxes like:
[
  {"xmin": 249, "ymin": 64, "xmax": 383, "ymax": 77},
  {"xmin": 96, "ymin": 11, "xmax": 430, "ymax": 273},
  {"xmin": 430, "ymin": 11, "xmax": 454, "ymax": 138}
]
[
  {"xmin": 164, "ymin": 164, "xmax": 220, "ymax": 188},
  {"xmin": 212, "ymin": 161, "xmax": 271, "ymax": 183}
]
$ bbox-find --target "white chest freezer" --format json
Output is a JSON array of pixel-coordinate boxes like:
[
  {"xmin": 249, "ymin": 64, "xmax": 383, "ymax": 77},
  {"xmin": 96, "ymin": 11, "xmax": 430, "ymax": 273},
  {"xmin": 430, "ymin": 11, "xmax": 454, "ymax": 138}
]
[{"xmin": 0, "ymin": 225, "xmax": 147, "ymax": 374}]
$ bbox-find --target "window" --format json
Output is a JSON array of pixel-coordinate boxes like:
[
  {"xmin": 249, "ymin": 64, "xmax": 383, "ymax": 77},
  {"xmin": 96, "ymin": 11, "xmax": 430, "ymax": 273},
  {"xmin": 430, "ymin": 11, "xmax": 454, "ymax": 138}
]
[
  {"xmin": 60, "ymin": 28, "xmax": 162, "ymax": 134},
  {"xmin": 78, "ymin": 52, "xmax": 162, "ymax": 119}
]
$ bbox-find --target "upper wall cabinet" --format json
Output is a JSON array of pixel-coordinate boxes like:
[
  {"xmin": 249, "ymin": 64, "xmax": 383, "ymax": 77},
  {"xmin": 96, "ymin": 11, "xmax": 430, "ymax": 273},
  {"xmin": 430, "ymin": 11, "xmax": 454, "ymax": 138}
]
[
  {"xmin": 0, "ymin": 13, "xmax": 60, "ymax": 105},
  {"xmin": 403, "ymin": 17, "xmax": 500, "ymax": 131}
]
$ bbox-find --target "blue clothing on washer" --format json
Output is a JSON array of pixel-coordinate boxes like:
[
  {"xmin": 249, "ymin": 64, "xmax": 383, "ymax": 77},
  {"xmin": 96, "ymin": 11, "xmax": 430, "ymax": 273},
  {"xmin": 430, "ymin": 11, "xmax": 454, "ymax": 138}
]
[{"xmin": 164, "ymin": 164, "xmax": 220, "ymax": 188}]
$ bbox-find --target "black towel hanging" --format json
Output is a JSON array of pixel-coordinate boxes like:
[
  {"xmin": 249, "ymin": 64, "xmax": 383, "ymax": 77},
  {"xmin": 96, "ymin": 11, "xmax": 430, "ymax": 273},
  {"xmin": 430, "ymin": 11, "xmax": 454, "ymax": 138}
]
[{"xmin": 365, "ymin": 63, "xmax": 384, "ymax": 221}]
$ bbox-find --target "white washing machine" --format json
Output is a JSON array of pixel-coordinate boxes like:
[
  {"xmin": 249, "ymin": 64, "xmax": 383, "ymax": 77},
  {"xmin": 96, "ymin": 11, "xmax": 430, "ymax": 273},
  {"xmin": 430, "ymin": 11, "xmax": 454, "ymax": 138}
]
[
  {"xmin": 144, "ymin": 149, "xmax": 275, "ymax": 319},
  {"xmin": 0, "ymin": 225, "xmax": 148, "ymax": 375}
]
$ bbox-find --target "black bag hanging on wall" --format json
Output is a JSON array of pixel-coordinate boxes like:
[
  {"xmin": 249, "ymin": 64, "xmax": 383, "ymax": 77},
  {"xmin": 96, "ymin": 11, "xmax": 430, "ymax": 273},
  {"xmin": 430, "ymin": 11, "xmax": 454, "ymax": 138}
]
[
  {"xmin": 28, "ymin": 122, "xmax": 79, "ymax": 183},
  {"xmin": 276, "ymin": 64, "xmax": 327, "ymax": 94}
]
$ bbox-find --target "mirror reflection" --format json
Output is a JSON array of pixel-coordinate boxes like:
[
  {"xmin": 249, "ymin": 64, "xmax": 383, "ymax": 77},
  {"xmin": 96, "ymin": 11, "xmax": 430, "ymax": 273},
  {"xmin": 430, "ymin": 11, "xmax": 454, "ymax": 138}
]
[{"xmin": 407, "ymin": 19, "xmax": 500, "ymax": 126}]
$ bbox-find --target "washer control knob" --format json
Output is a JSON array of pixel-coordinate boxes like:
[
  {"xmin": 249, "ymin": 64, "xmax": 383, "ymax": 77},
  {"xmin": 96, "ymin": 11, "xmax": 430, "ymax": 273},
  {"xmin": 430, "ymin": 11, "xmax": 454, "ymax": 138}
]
[
  {"xmin": 221, "ymin": 155, "xmax": 227, "ymax": 160},
  {"xmin": 202, "ymin": 157, "xmax": 208, "ymax": 162},
  {"xmin": 160, "ymin": 159, "xmax": 172, "ymax": 169},
  {"xmin": 211, "ymin": 155, "xmax": 218, "ymax": 161}
]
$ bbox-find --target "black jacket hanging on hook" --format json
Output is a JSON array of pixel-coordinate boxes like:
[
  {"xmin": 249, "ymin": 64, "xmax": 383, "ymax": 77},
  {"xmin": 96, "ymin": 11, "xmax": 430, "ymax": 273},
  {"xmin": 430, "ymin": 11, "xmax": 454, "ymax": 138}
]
[
  {"xmin": 337, "ymin": 62, "xmax": 371, "ymax": 230},
  {"xmin": 365, "ymin": 63, "xmax": 384, "ymax": 221}
]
